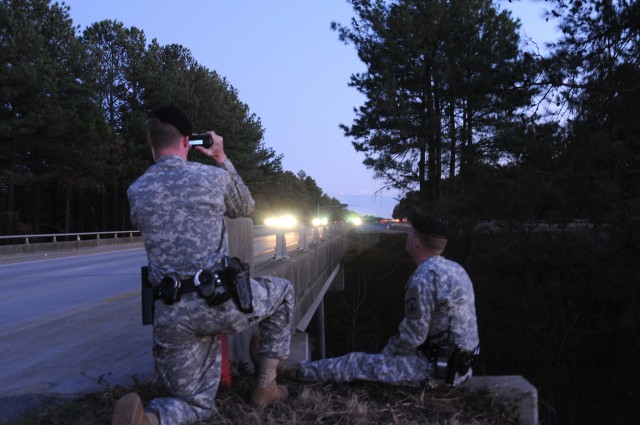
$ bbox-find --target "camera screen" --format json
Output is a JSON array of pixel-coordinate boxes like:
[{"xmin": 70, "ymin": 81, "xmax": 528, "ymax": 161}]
[{"xmin": 188, "ymin": 134, "xmax": 212, "ymax": 148}]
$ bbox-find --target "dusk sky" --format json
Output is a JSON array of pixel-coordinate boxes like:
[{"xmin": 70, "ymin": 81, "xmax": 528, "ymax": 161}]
[{"xmin": 60, "ymin": 0, "xmax": 559, "ymax": 218}]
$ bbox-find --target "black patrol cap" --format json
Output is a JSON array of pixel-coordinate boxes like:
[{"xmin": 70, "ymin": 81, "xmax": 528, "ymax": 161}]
[
  {"xmin": 151, "ymin": 105, "xmax": 193, "ymax": 136},
  {"xmin": 408, "ymin": 211, "xmax": 449, "ymax": 239}
]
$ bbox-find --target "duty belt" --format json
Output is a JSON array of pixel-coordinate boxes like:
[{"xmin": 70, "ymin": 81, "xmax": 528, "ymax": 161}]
[
  {"xmin": 174, "ymin": 277, "xmax": 197, "ymax": 294},
  {"xmin": 158, "ymin": 270, "xmax": 231, "ymax": 306},
  {"xmin": 140, "ymin": 257, "xmax": 254, "ymax": 325}
]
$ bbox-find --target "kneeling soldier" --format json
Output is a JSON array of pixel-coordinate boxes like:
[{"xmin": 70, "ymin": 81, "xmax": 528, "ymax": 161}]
[{"xmin": 113, "ymin": 106, "xmax": 294, "ymax": 425}]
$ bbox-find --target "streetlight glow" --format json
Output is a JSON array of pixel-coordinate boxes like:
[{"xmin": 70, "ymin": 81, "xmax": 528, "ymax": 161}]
[{"xmin": 312, "ymin": 217, "xmax": 328, "ymax": 227}]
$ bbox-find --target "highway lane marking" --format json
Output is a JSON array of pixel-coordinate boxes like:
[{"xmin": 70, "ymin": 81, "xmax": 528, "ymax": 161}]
[
  {"xmin": 0, "ymin": 247, "xmax": 146, "ymax": 265},
  {"xmin": 104, "ymin": 290, "xmax": 138, "ymax": 302},
  {"xmin": 0, "ymin": 293, "xmax": 139, "ymax": 337}
]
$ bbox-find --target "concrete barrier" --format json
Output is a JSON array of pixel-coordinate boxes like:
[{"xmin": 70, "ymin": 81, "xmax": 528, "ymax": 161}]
[
  {"xmin": 226, "ymin": 222, "xmax": 362, "ymax": 366},
  {"xmin": 462, "ymin": 375, "xmax": 538, "ymax": 425},
  {"xmin": 0, "ymin": 218, "xmax": 252, "ymax": 261},
  {"xmin": 0, "ymin": 235, "xmax": 142, "ymax": 258}
]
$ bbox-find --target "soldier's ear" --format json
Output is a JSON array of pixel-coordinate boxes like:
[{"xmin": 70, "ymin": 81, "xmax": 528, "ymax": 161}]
[
  {"xmin": 415, "ymin": 235, "xmax": 425, "ymax": 252},
  {"xmin": 147, "ymin": 135, "xmax": 157, "ymax": 161}
]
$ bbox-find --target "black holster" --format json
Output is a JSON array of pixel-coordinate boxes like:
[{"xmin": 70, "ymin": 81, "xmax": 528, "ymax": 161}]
[
  {"xmin": 224, "ymin": 257, "xmax": 254, "ymax": 313},
  {"xmin": 420, "ymin": 337, "xmax": 479, "ymax": 385},
  {"xmin": 141, "ymin": 266, "xmax": 155, "ymax": 325}
]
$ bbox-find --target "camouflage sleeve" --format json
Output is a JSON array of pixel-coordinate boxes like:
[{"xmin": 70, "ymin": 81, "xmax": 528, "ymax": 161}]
[
  {"xmin": 218, "ymin": 159, "xmax": 255, "ymax": 218},
  {"xmin": 127, "ymin": 187, "xmax": 139, "ymax": 228},
  {"xmin": 382, "ymin": 271, "xmax": 433, "ymax": 355}
]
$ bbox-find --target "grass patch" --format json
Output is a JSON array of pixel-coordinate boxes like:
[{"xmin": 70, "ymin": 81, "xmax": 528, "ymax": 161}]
[{"xmin": 17, "ymin": 364, "xmax": 519, "ymax": 425}]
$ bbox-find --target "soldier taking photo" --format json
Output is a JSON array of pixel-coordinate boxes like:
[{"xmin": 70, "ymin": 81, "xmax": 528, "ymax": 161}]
[{"xmin": 113, "ymin": 106, "xmax": 295, "ymax": 425}]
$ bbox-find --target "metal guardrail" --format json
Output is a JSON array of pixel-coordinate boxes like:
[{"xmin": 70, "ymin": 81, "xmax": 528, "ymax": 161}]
[{"xmin": 0, "ymin": 231, "xmax": 141, "ymax": 245}]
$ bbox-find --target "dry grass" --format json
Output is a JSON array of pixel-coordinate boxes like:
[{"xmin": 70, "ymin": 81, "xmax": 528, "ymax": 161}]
[{"xmin": 16, "ymin": 364, "xmax": 520, "ymax": 425}]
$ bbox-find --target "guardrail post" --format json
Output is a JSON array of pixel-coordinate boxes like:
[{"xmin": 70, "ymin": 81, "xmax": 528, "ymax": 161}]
[
  {"xmin": 298, "ymin": 224, "xmax": 308, "ymax": 251},
  {"xmin": 312, "ymin": 226, "xmax": 320, "ymax": 244},
  {"xmin": 53, "ymin": 236, "xmax": 57, "ymax": 243},
  {"xmin": 224, "ymin": 217, "xmax": 254, "ymax": 271},
  {"xmin": 274, "ymin": 230, "xmax": 289, "ymax": 260}
]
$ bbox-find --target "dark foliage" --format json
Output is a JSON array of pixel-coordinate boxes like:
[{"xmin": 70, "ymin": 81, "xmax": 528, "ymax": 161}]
[
  {"xmin": 0, "ymin": 0, "xmax": 343, "ymax": 236},
  {"xmin": 330, "ymin": 231, "xmax": 640, "ymax": 424}
]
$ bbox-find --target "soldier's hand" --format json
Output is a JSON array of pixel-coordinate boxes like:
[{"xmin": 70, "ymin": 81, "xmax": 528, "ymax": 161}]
[{"xmin": 195, "ymin": 130, "xmax": 227, "ymax": 164}]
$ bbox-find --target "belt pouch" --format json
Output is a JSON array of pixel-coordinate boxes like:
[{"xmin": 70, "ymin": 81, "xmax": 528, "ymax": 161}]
[
  {"xmin": 159, "ymin": 275, "xmax": 182, "ymax": 305},
  {"xmin": 195, "ymin": 269, "xmax": 231, "ymax": 306}
]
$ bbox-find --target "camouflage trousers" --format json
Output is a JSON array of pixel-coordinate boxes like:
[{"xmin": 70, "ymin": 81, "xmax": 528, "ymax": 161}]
[
  {"xmin": 298, "ymin": 351, "xmax": 434, "ymax": 388},
  {"xmin": 147, "ymin": 276, "xmax": 294, "ymax": 425}
]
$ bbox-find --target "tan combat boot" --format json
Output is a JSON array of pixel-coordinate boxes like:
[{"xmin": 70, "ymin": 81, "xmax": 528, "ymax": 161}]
[
  {"xmin": 112, "ymin": 393, "xmax": 159, "ymax": 425},
  {"xmin": 251, "ymin": 332, "xmax": 299, "ymax": 381},
  {"xmin": 250, "ymin": 358, "xmax": 288, "ymax": 406}
]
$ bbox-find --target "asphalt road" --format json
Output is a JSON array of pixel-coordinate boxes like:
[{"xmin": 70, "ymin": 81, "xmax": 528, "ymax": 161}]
[
  {"xmin": 0, "ymin": 248, "xmax": 152, "ymax": 422},
  {"xmin": 0, "ymin": 228, "xmax": 309, "ymax": 422}
]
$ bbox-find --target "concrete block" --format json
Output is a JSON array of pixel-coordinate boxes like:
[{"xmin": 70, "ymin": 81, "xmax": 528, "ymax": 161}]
[
  {"xmin": 224, "ymin": 217, "xmax": 254, "ymax": 273},
  {"xmin": 289, "ymin": 332, "xmax": 310, "ymax": 363},
  {"xmin": 227, "ymin": 326, "xmax": 256, "ymax": 369},
  {"xmin": 461, "ymin": 375, "xmax": 538, "ymax": 425}
]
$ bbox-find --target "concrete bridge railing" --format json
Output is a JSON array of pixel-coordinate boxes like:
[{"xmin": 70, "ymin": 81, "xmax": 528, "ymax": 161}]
[{"xmin": 224, "ymin": 218, "xmax": 380, "ymax": 366}]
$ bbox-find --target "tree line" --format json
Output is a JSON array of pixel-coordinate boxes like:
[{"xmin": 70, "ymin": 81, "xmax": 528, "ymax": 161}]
[
  {"xmin": 0, "ymin": 0, "xmax": 344, "ymax": 236},
  {"xmin": 335, "ymin": 0, "xmax": 639, "ymax": 226},
  {"xmin": 2, "ymin": 0, "xmax": 638, "ymax": 235}
]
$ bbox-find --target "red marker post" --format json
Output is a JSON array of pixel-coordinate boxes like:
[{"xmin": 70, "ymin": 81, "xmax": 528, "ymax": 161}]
[{"xmin": 220, "ymin": 334, "xmax": 231, "ymax": 389}]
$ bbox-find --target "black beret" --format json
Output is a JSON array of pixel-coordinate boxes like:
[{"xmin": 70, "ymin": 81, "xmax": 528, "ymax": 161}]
[
  {"xmin": 151, "ymin": 105, "xmax": 193, "ymax": 136},
  {"xmin": 408, "ymin": 212, "xmax": 449, "ymax": 239}
]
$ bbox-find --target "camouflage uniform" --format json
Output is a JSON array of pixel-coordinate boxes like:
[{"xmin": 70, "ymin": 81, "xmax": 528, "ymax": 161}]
[
  {"xmin": 298, "ymin": 255, "xmax": 478, "ymax": 387},
  {"xmin": 128, "ymin": 155, "xmax": 294, "ymax": 424}
]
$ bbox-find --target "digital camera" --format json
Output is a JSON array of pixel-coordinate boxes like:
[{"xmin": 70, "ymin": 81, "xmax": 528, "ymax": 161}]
[{"xmin": 189, "ymin": 133, "xmax": 213, "ymax": 148}]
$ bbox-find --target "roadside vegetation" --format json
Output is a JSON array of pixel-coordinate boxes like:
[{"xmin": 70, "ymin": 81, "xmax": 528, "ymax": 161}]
[{"xmin": 15, "ymin": 369, "xmax": 519, "ymax": 425}]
